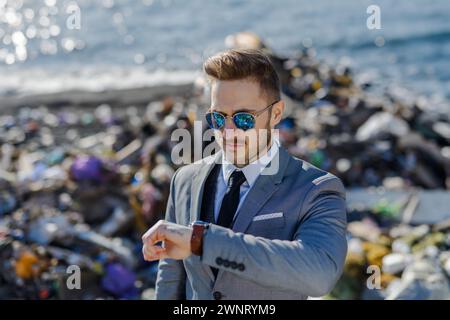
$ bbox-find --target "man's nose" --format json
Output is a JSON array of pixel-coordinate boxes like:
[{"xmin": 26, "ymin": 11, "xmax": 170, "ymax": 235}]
[
  {"xmin": 223, "ymin": 117, "xmax": 236, "ymax": 130},
  {"xmin": 222, "ymin": 118, "xmax": 238, "ymax": 140}
]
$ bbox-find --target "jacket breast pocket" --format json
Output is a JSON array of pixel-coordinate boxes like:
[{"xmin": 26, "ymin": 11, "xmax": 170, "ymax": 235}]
[{"xmin": 248, "ymin": 213, "xmax": 286, "ymax": 237}]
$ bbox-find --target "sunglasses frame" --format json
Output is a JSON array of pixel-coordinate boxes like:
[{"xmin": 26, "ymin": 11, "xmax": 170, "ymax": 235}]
[{"xmin": 206, "ymin": 100, "xmax": 280, "ymax": 131}]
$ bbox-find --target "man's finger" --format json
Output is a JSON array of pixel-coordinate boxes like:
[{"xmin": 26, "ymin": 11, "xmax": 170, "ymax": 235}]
[
  {"xmin": 141, "ymin": 224, "xmax": 158, "ymax": 241},
  {"xmin": 142, "ymin": 245, "xmax": 167, "ymax": 261},
  {"xmin": 143, "ymin": 243, "xmax": 161, "ymax": 256},
  {"xmin": 142, "ymin": 221, "xmax": 166, "ymax": 243},
  {"xmin": 143, "ymin": 230, "xmax": 165, "ymax": 248}
]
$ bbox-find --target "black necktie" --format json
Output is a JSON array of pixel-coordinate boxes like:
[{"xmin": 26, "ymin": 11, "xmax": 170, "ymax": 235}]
[{"xmin": 216, "ymin": 170, "xmax": 247, "ymax": 229}]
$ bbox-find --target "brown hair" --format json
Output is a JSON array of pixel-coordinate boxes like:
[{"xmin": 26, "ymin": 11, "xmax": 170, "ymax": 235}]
[{"xmin": 203, "ymin": 49, "xmax": 281, "ymax": 103}]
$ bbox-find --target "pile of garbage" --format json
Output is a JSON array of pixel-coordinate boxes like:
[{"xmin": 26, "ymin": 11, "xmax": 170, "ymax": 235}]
[
  {"xmin": 0, "ymin": 98, "xmax": 194, "ymax": 299},
  {"xmin": 329, "ymin": 199, "xmax": 450, "ymax": 300}
]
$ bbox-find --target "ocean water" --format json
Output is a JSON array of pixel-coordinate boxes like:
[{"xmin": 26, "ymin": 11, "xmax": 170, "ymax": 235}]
[{"xmin": 0, "ymin": 0, "xmax": 449, "ymax": 101}]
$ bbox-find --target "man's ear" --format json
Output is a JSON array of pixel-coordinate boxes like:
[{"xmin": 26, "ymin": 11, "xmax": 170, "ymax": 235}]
[{"xmin": 271, "ymin": 100, "xmax": 285, "ymax": 126}]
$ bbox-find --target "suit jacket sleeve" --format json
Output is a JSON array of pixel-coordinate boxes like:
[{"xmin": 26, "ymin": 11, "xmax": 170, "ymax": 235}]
[
  {"xmin": 155, "ymin": 168, "xmax": 187, "ymax": 300},
  {"xmin": 201, "ymin": 176, "xmax": 348, "ymax": 297}
]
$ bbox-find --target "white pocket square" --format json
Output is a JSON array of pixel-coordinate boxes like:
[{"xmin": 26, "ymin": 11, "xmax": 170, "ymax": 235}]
[{"xmin": 252, "ymin": 212, "xmax": 283, "ymax": 221}]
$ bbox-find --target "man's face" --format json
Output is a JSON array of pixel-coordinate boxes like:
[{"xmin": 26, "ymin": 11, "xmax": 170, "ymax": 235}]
[{"xmin": 209, "ymin": 79, "xmax": 283, "ymax": 167}]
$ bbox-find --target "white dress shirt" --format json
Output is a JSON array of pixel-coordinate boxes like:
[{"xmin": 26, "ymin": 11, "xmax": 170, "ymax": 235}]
[{"xmin": 213, "ymin": 138, "xmax": 280, "ymax": 223}]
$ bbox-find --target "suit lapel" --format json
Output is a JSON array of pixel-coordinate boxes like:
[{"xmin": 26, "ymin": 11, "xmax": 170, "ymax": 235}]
[
  {"xmin": 231, "ymin": 146, "xmax": 291, "ymax": 233},
  {"xmin": 189, "ymin": 151, "xmax": 222, "ymax": 224}
]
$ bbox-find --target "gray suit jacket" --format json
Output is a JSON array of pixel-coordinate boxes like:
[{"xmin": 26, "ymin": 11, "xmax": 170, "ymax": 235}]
[{"xmin": 155, "ymin": 146, "xmax": 347, "ymax": 300}]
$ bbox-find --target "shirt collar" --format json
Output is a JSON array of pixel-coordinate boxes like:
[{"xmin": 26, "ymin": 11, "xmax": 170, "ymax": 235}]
[{"xmin": 221, "ymin": 138, "xmax": 280, "ymax": 188}]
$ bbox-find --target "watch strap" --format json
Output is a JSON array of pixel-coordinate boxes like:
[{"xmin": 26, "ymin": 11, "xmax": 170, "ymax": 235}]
[{"xmin": 191, "ymin": 222, "xmax": 208, "ymax": 256}]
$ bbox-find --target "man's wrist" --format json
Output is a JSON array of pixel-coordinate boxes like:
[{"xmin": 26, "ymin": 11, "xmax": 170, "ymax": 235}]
[{"xmin": 189, "ymin": 221, "xmax": 210, "ymax": 256}]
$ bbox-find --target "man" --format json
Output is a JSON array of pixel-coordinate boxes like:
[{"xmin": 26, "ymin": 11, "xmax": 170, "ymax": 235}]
[{"xmin": 142, "ymin": 49, "xmax": 347, "ymax": 300}]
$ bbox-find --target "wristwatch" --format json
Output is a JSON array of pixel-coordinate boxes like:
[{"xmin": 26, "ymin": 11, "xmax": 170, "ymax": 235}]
[{"xmin": 189, "ymin": 221, "xmax": 210, "ymax": 256}]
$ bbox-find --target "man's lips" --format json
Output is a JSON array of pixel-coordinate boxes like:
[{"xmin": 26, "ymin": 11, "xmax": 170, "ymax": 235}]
[{"xmin": 224, "ymin": 142, "xmax": 245, "ymax": 148}]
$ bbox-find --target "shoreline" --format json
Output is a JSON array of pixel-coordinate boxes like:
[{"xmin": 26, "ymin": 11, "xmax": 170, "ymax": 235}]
[{"xmin": 0, "ymin": 82, "xmax": 196, "ymax": 112}]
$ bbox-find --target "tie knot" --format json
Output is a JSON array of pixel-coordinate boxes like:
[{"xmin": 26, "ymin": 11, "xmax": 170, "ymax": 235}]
[{"xmin": 228, "ymin": 170, "xmax": 246, "ymax": 189}]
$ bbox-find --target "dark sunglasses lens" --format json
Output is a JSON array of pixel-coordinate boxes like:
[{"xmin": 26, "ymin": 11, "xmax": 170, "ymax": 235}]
[
  {"xmin": 233, "ymin": 113, "xmax": 255, "ymax": 131},
  {"xmin": 206, "ymin": 112, "xmax": 225, "ymax": 129}
]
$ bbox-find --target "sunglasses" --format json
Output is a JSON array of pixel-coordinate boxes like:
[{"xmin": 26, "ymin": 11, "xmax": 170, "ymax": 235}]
[{"xmin": 205, "ymin": 100, "xmax": 279, "ymax": 131}]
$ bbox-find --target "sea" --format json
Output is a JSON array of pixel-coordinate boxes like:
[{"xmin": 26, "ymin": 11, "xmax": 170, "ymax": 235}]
[{"xmin": 0, "ymin": 0, "xmax": 449, "ymax": 106}]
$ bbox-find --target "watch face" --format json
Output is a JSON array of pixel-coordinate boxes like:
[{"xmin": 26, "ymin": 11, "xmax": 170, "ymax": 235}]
[
  {"xmin": 192, "ymin": 220, "xmax": 208, "ymax": 226},
  {"xmin": 190, "ymin": 221, "xmax": 210, "ymax": 229}
]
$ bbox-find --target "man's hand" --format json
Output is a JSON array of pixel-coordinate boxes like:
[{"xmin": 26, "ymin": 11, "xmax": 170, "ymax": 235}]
[{"xmin": 142, "ymin": 220, "xmax": 193, "ymax": 261}]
